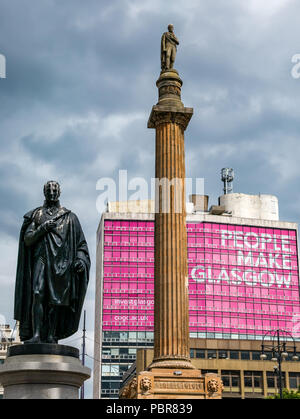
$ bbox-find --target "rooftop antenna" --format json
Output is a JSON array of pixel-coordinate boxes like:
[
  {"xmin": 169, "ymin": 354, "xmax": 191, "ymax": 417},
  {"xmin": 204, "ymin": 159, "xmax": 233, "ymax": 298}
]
[{"xmin": 221, "ymin": 168, "xmax": 234, "ymax": 194}]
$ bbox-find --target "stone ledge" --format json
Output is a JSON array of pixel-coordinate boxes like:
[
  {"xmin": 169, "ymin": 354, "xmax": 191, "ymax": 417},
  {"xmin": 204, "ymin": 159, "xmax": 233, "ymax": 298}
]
[{"xmin": 8, "ymin": 343, "xmax": 79, "ymax": 358}]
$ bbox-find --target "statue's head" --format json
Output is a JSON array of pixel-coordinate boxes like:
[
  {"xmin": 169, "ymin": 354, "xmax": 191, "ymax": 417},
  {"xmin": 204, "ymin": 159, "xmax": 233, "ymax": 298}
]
[
  {"xmin": 43, "ymin": 180, "xmax": 61, "ymax": 202},
  {"xmin": 168, "ymin": 24, "xmax": 174, "ymax": 32}
]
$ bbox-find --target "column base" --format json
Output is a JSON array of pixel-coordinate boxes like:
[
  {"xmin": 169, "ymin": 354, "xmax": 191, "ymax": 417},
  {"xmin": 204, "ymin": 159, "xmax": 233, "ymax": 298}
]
[
  {"xmin": 121, "ymin": 369, "xmax": 223, "ymax": 399},
  {"xmin": 0, "ymin": 344, "xmax": 91, "ymax": 399}
]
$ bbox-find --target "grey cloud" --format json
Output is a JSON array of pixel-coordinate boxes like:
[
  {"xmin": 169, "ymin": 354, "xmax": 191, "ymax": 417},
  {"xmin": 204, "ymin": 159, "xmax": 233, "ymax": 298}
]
[{"xmin": 1, "ymin": 0, "xmax": 300, "ymax": 397}]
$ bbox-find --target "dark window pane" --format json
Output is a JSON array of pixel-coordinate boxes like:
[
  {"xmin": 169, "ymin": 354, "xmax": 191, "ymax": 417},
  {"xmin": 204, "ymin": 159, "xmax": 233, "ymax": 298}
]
[
  {"xmin": 289, "ymin": 377, "xmax": 298, "ymax": 389},
  {"xmin": 232, "ymin": 376, "xmax": 240, "ymax": 387},
  {"xmin": 265, "ymin": 352, "xmax": 272, "ymax": 360},
  {"xmin": 195, "ymin": 349, "xmax": 205, "ymax": 359},
  {"xmin": 244, "ymin": 377, "xmax": 252, "ymax": 387},
  {"xmin": 207, "ymin": 350, "xmax": 217, "ymax": 359},
  {"xmin": 222, "ymin": 376, "xmax": 230, "ymax": 387},
  {"xmin": 230, "ymin": 351, "xmax": 239, "ymax": 360},
  {"xmin": 252, "ymin": 351, "xmax": 261, "ymax": 360},
  {"xmin": 110, "ymin": 382, "xmax": 121, "ymax": 389},
  {"xmin": 267, "ymin": 377, "xmax": 275, "ymax": 388},
  {"xmin": 254, "ymin": 376, "xmax": 261, "ymax": 388},
  {"xmin": 218, "ymin": 350, "xmax": 228, "ymax": 359},
  {"xmin": 241, "ymin": 351, "xmax": 250, "ymax": 360}
]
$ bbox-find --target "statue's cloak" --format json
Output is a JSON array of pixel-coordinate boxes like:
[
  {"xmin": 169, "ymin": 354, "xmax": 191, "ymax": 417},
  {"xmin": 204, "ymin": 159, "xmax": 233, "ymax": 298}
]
[{"xmin": 14, "ymin": 207, "xmax": 90, "ymax": 341}]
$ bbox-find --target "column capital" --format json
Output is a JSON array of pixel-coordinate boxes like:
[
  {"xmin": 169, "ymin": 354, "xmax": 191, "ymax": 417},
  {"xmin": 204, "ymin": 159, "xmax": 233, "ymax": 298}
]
[{"xmin": 147, "ymin": 105, "xmax": 193, "ymax": 130}]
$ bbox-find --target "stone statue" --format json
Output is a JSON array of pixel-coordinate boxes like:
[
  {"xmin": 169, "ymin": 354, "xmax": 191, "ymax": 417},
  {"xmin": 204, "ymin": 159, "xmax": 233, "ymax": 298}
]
[
  {"xmin": 161, "ymin": 24, "xmax": 179, "ymax": 71},
  {"xmin": 14, "ymin": 181, "xmax": 90, "ymax": 344}
]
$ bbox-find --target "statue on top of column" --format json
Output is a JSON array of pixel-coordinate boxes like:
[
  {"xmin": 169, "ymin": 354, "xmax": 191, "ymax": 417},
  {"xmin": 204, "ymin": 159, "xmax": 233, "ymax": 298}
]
[{"xmin": 160, "ymin": 24, "xmax": 179, "ymax": 72}]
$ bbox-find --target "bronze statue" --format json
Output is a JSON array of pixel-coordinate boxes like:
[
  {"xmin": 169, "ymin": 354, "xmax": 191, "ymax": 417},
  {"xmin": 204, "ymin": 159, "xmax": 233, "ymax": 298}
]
[
  {"xmin": 14, "ymin": 181, "xmax": 90, "ymax": 344},
  {"xmin": 161, "ymin": 24, "xmax": 179, "ymax": 71}
]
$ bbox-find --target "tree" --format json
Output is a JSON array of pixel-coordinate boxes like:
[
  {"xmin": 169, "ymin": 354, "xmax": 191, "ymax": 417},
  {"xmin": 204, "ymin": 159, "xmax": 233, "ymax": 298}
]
[{"xmin": 267, "ymin": 387, "xmax": 300, "ymax": 399}]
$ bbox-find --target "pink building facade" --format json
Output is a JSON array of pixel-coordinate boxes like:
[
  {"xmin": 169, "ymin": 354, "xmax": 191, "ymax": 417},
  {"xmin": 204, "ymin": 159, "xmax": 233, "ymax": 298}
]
[{"xmin": 94, "ymin": 212, "xmax": 300, "ymax": 398}]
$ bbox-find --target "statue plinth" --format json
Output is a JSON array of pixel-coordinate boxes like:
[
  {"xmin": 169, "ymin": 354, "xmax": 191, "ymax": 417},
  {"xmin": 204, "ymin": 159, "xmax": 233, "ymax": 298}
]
[
  {"xmin": 0, "ymin": 344, "xmax": 91, "ymax": 399},
  {"xmin": 155, "ymin": 69, "xmax": 184, "ymax": 108},
  {"xmin": 120, "ymin": 361, "xmax": 223, "ymax": 399}
]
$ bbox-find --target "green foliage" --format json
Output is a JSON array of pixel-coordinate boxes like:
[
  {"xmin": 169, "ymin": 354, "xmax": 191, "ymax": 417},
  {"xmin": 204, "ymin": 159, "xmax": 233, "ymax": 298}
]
[{"xmin": 267, "ymin": 386, "xmax": 300, "ymax": 399}]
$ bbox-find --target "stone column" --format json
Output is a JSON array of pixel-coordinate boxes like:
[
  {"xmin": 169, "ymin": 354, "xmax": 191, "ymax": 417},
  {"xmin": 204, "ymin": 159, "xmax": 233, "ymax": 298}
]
[{"xmin": 148, "ymin": 69, "xmax": 193, "ymax": 369}]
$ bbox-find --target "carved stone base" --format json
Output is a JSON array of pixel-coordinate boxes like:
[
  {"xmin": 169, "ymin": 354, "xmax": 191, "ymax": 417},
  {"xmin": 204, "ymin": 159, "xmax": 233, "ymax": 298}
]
[{"xmin": 120, "ymin": 369, "xmax": 223, "ymax": 399}]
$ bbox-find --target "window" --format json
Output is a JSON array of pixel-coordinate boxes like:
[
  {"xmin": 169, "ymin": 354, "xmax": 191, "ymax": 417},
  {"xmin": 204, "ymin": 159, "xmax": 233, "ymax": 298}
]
[
  {"xmin": 221, "ymin": 371, "xmax": 240, "ymax": 392},
  {"xmin": 110, "ymin": 382, "xmax": 121, "ymax": 389},
  {"xmin": 119, "ymin": 364, "xmax": 130, "ymax": 374},
  {"xmin": 267, "ymin": 372, "xmax": 285, "ymax": 389},
  {"xmin": 289, "ymin": 373, "xmax": 300, "ymax": 389},
  {"xmin": 267, "ymin": 372, "xmax": 275, "ymax": 388},
  {"xmin": 110, "ymin": 365, "xmax": 120, "ymax": 376},
  {"xmin": 230, "ymin": 351, "xmax": 239, "ymax": 360},
  {"xmin": 252, "ymin": 351, "xmax": 261, "ymax": 361},
  {"xmin": 119, "ymin": 348, "xmax": 129, "ymax": 357},
  {"xmin": 218, "ymin": 350, "xmax": 228, "ymax": 359},
  {"xmin": 244, "ymin": 371, "xmax": 263, "ymax": 392},
  {"xmin": 195, "ymin": 349, "xmax": 205, "ymax": 359},
  {"xmin": 102, "ymin": 365, "xmax": 111, "ymax": 376},
  {"xmin": 111, "ymin": 348, "xmax": 119, "ymax": 358},
  {"xmin": 207, "ymin": 350, "xmax": 217, "ymax": 359},
  {"xmin": 241, "ymin": 351, "xmax": 250, "ymax": 360}
]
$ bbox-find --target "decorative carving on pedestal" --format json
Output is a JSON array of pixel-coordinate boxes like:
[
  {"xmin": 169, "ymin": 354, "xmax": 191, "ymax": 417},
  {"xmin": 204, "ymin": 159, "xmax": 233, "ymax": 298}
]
[
  {"xmin": 159, "ymin": 85, "xmax": 181, "ymax": 98},
  {"xmin": 147, "ymin": 108, "xmax": 193, "ymax": 131},
  {"xmin": 120, "ymin": 386, "xmax": 130, "ymax": 399},
  {"xmin": 207, "ymin": 378, "xmax": 220, "ymax": 393},
  {"xmin": 120, "ymin": 377, "xmax": 138, "ymax": 399},
  {"xmin": 130, "ymin": 377, "xmax": 137, "ymax": 393},
  {"xmin": 140, "ymin": 376, "xmax": 153, "ymax": 395},
  {"xmin": 205, "ymin": 374, "xmax": 224, "ymax": 399}
]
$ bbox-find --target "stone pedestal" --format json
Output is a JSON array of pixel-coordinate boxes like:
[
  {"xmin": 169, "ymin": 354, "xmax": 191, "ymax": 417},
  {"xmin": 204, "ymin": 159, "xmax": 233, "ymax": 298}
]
[
  {"xmin": 121, "ymin": 369, "xmax": 223, "ymax": 399},
  {"xmin": 0, "ymin": 344, "xmax": 91, "ymax": 399}
]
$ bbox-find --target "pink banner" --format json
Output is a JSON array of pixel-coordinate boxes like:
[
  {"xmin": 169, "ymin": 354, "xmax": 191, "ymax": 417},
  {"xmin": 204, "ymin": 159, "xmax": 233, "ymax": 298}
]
[{"xmin": 102, "ymin": 221, "xmax": 300, "ymax": 338}]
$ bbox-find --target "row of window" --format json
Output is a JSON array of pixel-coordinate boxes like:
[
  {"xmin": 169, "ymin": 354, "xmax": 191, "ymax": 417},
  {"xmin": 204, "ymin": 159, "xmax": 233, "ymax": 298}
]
[
  {"xmin": 190, "ymin": 349, "xmax": 300, "ymax": 362},
  {"xmin": 101, "ymin": 330, "xmax": 300, "ymax": 342},
  {"xmin": 102, "ymin": 288, "xmax": 298, "ymax": 303},
  {"xmin": 220, "ymin": 370, "xmax": 300, "ymax": 390},
  {"xmin": 104, "ymin": 221, "xmax": 295, "ymax": 233},
  {"xmin": 103, "ymin": 225, "xmax": 296, "ymax": 239}
]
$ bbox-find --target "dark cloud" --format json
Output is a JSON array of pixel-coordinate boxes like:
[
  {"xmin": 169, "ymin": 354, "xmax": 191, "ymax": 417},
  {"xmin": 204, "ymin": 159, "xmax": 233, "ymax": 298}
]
[{"xmin": 1, "ymin": 0, "xmax": 300, "ymax": 398}]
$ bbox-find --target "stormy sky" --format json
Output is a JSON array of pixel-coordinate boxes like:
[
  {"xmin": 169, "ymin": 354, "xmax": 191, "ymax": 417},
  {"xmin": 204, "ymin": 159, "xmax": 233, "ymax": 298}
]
[{"xmin": 1, "ymin": 0, "xmax": 300, "ymax": 397}]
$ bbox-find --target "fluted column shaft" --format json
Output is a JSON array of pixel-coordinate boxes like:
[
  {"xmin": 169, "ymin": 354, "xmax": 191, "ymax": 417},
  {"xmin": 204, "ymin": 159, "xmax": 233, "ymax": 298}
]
[
  {"xmin": 148, "ymin": 69, "xmax": 193, "ymax": 369},
  {"xmin": 153, "ymin": 121, "xmax": 190, "ymax": 365}
]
